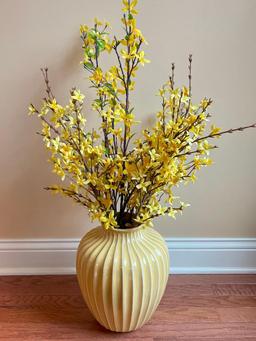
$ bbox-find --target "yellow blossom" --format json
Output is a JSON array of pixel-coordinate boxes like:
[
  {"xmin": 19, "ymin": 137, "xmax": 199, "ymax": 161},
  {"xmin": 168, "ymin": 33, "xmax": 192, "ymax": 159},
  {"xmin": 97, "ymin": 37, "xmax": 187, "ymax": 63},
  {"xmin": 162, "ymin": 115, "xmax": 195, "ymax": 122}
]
[
  {"xmin": 89, "ymin": 68, "xmax": 103, "ymax": 84},
  {"xmin": 137, "ymin": 51, "xmax": 150, "ymax": 66},
  {"xmin": 71, "ymin": 89, "xmax": 85, "ymax": 102},
  {"xmin": 210, "ymin": 124, "xmax": 221, "ymax": 136}
]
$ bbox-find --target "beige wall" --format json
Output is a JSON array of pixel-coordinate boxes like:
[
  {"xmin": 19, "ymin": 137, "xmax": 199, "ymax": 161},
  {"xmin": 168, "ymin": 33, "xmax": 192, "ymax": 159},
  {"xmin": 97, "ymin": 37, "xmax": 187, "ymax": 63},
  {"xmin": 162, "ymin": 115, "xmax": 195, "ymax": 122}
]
[{"xmin": 0, "ymin": 0, "xmax": 255, "ymax": 239}]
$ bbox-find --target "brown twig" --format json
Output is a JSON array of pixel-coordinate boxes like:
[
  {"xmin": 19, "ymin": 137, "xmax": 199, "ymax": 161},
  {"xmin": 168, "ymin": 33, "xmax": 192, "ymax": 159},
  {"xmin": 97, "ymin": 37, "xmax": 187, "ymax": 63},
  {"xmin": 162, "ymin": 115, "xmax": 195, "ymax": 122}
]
[
  {"xmin": 169, "ymin": 63, "xmax": 175, "ymax": 90},
  {"xmin": 40, "ymin": 68, "xmax": 54, "ymax": 100},
  {"xmin": 185, "ymin": 54, "xmax": 192, "ymax": 117},
  {"xmin": 195, "ymin": 123, "xmax": 256, "ymax": 143},
  {"xmin": 188, "ymin": 54, "xmax": 192, "ymax": 96}
]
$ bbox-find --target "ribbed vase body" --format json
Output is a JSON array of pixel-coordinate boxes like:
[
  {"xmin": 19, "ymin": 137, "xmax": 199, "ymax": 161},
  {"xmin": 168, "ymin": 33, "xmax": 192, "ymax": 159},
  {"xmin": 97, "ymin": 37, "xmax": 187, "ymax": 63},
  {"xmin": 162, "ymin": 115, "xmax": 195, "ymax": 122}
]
[{"xmin": 76, "ymin": 225, "xmax": 169, "ymax": 332}]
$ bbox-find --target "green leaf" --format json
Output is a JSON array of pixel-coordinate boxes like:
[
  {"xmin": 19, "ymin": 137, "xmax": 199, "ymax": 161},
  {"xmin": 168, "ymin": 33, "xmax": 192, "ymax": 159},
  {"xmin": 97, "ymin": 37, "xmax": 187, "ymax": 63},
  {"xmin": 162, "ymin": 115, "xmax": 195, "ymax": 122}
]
[
  {"xmin": 96, "ymin": 39, "xmax": 106, "ymax": 51},
  {"xmin": 85, "ymin": 47, "xmax": 95, "ymax": 57},
  {"xmin": 104, "ymin": 83, "xmax": 116, "ymax": 96},
  {"xmin": 94, "ymin": 99, "xmax": 102, "ymax": 105},
  {"xmin": 84, "ymin": 62, "xmax": 94, "ymax": 70},
  {"xmin": 88, "ymin": 29, "xmax": 97, "ymax": 39}
]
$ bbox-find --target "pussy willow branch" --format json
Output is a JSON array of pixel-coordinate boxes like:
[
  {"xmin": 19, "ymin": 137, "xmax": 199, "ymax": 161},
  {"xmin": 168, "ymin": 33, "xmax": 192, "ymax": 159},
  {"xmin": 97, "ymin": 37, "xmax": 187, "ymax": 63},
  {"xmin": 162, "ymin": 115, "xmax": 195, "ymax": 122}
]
[
  {"xmin": 41, "ymin": 68, "xmax": 54, "ymax": 100},
  {"xmin": 161, "ymin": 91, "xmax": 167, "ymax": 134},
  {"xmin": 194, "ymin": 123, "xmax": 256, "ymax": 143},
  {"xmin": 45, "ymin": 187, "xmax": 92, "ymax": 207},
  {"xmin": 169, "ymin": 62, "xmax": 175, "ymax": 90},
  {"xmin": 188, "ymin": 54, "xmax": 192, "ymax": 96},
  {"xmin": 175, "ymin": 145, "xmax": 218, "ymax": 158},
  {"xmin": 185, "ymin": 54, "xmax": 192, "ymax": 117}
]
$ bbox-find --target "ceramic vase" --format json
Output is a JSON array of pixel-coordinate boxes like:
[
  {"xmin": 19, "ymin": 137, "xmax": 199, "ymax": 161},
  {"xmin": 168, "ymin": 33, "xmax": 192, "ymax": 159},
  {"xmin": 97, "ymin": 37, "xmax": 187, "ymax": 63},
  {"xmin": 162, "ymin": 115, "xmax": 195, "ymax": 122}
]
[{"xmin": 76, "ymin": 225, "xmax": 169, "ymax": 332}]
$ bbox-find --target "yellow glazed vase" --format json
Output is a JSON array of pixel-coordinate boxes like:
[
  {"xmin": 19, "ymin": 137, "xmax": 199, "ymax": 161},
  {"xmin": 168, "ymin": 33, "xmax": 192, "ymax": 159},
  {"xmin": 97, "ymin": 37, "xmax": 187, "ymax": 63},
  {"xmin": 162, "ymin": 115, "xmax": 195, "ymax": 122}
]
[{"xmin": 76, "ymin": 225, "xmax": 169, "ymax": 332}]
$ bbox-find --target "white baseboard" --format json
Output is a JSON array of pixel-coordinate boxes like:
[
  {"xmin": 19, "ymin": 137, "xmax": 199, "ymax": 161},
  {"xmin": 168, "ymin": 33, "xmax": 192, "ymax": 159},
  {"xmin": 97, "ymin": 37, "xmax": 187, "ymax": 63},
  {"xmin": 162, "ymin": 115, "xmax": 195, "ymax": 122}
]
[
  {"xmin": 166, "ymin": 238, "xmax": 256, "ymax": 274},
  {"xmin": 0, "ymin": 240, "xmax": 78, "ymax": 276},
  {"xmin": 0, "ymin": 238, "xmax": 256, "ymax": 275}
]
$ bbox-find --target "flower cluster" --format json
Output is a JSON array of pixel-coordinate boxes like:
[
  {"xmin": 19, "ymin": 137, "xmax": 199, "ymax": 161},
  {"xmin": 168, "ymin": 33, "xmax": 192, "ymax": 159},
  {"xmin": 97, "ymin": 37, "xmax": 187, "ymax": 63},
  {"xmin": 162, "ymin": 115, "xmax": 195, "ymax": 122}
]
[{"xmin": 29, "ymin": 0, "xmax": 255, "ymax": 229}]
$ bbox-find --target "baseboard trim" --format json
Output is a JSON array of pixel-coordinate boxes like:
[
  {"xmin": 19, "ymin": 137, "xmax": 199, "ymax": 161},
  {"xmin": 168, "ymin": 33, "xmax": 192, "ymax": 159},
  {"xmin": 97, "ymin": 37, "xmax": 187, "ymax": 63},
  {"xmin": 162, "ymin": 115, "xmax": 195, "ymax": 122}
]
[
  {"xmin": 165, "ymin": 238, "xmax": 256, "ymax": 274},
  {"xmin": 0, "ymin": 238, "xmax": 256, "ymax": 275}
]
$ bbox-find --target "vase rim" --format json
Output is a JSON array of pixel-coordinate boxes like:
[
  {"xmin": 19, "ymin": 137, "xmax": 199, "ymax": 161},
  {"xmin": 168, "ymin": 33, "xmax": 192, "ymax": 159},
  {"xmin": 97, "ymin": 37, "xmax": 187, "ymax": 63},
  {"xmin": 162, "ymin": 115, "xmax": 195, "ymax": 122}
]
[{"xmin": 100, "ymin": 224, "xmax": 146, "ymax": 233}]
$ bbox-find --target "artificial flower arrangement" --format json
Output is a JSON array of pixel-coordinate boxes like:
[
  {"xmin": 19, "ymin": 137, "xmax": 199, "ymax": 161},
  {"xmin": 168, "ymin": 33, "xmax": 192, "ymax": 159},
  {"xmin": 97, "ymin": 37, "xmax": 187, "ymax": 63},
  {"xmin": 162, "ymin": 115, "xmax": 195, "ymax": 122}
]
[
  {"xmin": 29, "ymin": 0, "xmax": 255, "ymax": 230},
  {"xmin": 28, "ymin": 0, "xmax": 256, "ymax": 332}
]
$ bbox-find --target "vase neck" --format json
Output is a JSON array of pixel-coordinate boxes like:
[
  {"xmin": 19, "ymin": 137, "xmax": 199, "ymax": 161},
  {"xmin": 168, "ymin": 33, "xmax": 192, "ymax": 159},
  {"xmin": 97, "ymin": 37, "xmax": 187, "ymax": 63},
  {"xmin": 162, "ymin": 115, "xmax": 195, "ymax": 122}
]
[{"xmin": 100, "ymin": 225, "xmax": 146, "ymax": 240}]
